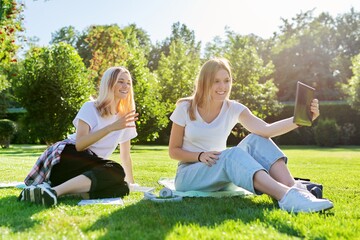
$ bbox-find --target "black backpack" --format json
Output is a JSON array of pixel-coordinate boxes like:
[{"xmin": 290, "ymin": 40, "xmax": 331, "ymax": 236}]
[{"xmin": 294, "ymin": 177, "xmax": 323, "ymax": 199}]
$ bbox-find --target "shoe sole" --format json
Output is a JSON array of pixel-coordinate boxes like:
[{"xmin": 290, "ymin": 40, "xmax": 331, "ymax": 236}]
[
  {"xmin": 292, "ymin": 203, "xmax": 334, "ymax": 213},
  {"xmin": 33, "ymin": 187, "xmax": 43, "ymax": 205},
  {"xmin": 22, "ymin": 186, "xmax": 36, "ymax": 202},
  {"xmin": 19, "ymin": 185, "xmax": 57, "ymax": 207},
  {"xmin": 32, "ymin": 187, "xmax": 57, "ymax": 207},
  {"xmin": 42, "ymin": 187, "xmax": 57, "ymax": 207}
]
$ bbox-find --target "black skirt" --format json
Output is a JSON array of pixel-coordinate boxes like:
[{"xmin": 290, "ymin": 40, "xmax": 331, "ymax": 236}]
[{"xmin": 49, "ymin": 144, "xmax": 129, "ymax": 199}]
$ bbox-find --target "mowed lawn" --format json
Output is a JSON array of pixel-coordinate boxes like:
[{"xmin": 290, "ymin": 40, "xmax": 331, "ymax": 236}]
[{"xmin": 0, "ymin": 144, "xmax": 359, "ymax": 240}]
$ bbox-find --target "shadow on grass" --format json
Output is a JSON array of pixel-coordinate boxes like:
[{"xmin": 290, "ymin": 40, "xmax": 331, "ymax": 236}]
[
  {"xmin": 86, "ymin": 197, "xmax": 305, "ymax": 239},
  {"xmin": 0, "ymin": 193, "xmax": 82, "ymax": 233},
  {"xmin": 0, "ymin": 195, "xmax": 44, "ymax": 232}
]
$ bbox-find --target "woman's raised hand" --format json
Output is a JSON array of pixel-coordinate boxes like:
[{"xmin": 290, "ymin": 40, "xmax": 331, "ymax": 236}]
[
  {"xmin": 310, "ymin": 99, "xmax": 320, "ymax": 121},
  {"xmin": 108, "ymin": 110, "xmax": 139, "ymax": 132}
]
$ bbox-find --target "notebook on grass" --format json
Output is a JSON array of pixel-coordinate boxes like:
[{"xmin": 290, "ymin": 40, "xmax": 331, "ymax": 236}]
[{"xmin": 293, "ymin": 81, "xmax": 315, "ymax": 127}]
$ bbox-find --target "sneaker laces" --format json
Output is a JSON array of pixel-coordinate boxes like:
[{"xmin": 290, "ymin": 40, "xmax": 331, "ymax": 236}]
[
  {"xmin": 294, "ymin": 187, "xmax": 317, "ymax": 200},
  {"xmin": 294, "ymin": 181, "xmax": 308, "ymax": 190}
]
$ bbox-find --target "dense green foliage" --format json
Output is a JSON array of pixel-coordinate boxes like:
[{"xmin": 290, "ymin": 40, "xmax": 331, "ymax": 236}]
[
  {"xmin": 270, "ymin": 11, "xmax": 340, "ymax": 101},
  {"xmin": 13, "ymin": 43, "xmax": 94, "ymax": 144},
  {"xmin": 314, "ymin": 118, "xmax": 340, "ymax": 147},
  {"xmin": 347, "ymin": 54, "xmax": 360, "ymax": 111},
  {"xmin": 124, "ymin": 29, "xmax": 169, "ymax": 142},
  {"xmin": 224, "ymin": 34, "xmax": 281, "ymax": 119},
  {"xmin": 156, "ymin": 23, "xmax": 201, "ymax": 112},
  {"xmin": 0, "ymin": 118, "xmax": 16, "ymax": 148},
  {"xmin": 0, "ymin": 0, "xmax": 23, "ymax": 116},
  {"xmin": 0, "ymin": 0, "xmax": 22, "ymax": 91}
]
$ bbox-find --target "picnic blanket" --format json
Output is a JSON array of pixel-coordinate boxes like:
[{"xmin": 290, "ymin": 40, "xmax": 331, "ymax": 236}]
[
  {"xmin": 0, "ymin": 182, "xmax": 26, "ymax": 189},
  {"xmin": 158, "ymin": 177, "xmax": 253, "ymax": 198}
]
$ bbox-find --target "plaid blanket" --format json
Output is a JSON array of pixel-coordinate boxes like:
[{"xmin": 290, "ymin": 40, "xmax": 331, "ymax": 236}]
[{"xmin": 24, "ymin": 139, "xmax": 75, "ymax": 186}]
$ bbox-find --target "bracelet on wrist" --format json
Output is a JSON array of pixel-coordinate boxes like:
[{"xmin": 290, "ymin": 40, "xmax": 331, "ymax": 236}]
[{"xmin": 198, "ymin": 152, "xmax": 204, "ymax": 162}]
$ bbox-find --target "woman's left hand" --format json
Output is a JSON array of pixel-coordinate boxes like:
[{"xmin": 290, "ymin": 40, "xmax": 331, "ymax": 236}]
[{"xmin": 311, "ymin": 99, "xmax": 320, "ymax": 121}]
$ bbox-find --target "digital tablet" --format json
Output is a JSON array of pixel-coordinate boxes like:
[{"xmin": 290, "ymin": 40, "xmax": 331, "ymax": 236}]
[{"xmin": 293, "ymin": 81, "xmax": 315, "ymax": 127}]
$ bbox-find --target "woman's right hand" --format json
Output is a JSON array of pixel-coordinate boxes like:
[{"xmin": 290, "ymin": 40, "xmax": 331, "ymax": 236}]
[
  {"xmin": 198, "ymin": 151, "xmax": 221, "ymax": 167},
  {"xmin": 108, "ymin": 110, "xmax": 139, "ymax": 132}
]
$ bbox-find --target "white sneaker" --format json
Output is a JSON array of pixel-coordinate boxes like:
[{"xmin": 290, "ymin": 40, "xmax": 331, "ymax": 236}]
[
  {"xmin": 18, "ymin": 182, "xmax": 57, "ymax": 207},
  {"xmin": 37, "ymin": 182, "xmax": 52, "ymax": 188},
  {"xmin": 294, "ymin": 181, "xmax": 308, "ymax": 191},
  {"xmin": 18, "ymin": 185, "xmax": 36, "ymax": 202},
  {"xmin": 279, "ymin": 187, "xmax": 333, "ymax": 213}
]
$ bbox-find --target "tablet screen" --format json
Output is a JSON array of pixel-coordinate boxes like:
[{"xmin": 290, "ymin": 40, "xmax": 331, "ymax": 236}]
[{"xmin": 293, "ymin": 82, "xmax": 315, "ymax": 127}]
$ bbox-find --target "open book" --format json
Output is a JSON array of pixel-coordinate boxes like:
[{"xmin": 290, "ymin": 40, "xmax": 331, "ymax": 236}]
[
  {"xmin": 78, "ymin": 198, "xmax": 124, "ymax": 206},
  {"xmin": 293, "ymin": 81, "xmax": 315, "ymax": 127}
]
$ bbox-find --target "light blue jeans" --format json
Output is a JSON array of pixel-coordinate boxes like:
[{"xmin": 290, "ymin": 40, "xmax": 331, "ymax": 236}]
[{"xmin": 175, "ymin": 134, "xmax": 287, "ymax": 194}]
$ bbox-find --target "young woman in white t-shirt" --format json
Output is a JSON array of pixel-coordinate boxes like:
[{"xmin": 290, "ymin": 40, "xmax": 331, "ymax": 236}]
[
  {"xmin": 169, "ymin": 58, "xmax": 333, "ymax": 213},
  {"xmin": 20, "ymin": 66, "xmax": 139, "ymax": 207}
]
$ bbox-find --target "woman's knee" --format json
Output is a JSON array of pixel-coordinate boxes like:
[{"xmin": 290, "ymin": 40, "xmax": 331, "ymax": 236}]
[
  {"xmin": 225, "ymin": 146, "xmax": 248, "ymax": 156},
  {"xmin": 238, "ymin": 133, "xmax": 271, "ymax": 146},
  {"xmin": 84, "ymin": 162, "xmax": 129, "ymax": 198},
  {"xmin": 221, "ymin": 147, "xmax": 256, "ymax": 168}
]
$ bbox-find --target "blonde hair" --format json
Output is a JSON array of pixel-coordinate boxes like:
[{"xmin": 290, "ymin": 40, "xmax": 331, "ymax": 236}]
[
  {"xmin": 95, "ymin": 66, "xmax": 135, "ymax": 117},
  {"xmin": 177, "ymin": 58, "xmax": 232, "ymax": 120}
]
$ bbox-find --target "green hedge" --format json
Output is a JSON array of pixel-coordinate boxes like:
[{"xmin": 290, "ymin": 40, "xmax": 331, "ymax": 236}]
[
  {"xmin": 314, "ymin": 118, "xmax": 340, "ymax": 147},
  {"xmin": 0, "ymin": 119, "xmax": 17, "ymax": 148},
  {"xmin": 266, "ymin": 101, "xmax": 360, "ymax": 145}
]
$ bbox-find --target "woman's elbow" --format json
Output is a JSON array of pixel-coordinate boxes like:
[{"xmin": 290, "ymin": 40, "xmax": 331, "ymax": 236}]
[
  {"xmin": 168, "ymin": 148, "xmax": 177, "ymax": 160},
  {"xmin": 168, "ymin": 149, "xmax": 174, "ymax": 159},
  {"xmin": 249, "ymin": 130, "xmax": 272, "ymax": 139},
  {"xmin": 75, "ymin": 143, "xmax": 85, "ymax": 152}
]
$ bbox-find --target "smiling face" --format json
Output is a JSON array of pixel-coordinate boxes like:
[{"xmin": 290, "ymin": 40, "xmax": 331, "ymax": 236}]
[
  {"xmin": 113, "ymin": 72, "xmax": 131, "ymax": 100},
  {"xmin": 210, "ymin": 68, "xmax": 231, "ymax": 102}
]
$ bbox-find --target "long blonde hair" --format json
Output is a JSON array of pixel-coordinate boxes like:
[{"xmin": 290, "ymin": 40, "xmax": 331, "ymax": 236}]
[
  {"xmin": 177, "ymin": 58, "xmax": 232, "ymax": 120},
  {"xmin": 95, "ymin": 66, "xmax": 135, "ymax": 117}
]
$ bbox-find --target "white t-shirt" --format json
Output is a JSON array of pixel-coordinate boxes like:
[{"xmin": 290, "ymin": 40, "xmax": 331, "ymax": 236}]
[
  {"xmin": 68, "ymin": 101, "xmax": 137, "ymax": 159},
  {"xmin": 170, "ymin": 100, "xmax": 247, "ymax": 152}
]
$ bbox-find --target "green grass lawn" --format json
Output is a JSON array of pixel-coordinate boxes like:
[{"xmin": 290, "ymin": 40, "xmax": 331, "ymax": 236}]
[{"xmin": 0, "ymin": 144, "xmax": 359, "ymax": 240}]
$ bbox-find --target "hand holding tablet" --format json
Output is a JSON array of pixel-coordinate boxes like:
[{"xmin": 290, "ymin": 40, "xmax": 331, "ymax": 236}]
[{"xmin": 293, "ymin": 81, "xmax": 316, "ymax": 127}]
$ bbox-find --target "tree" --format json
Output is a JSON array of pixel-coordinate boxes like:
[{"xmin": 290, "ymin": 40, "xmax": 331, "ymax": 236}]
[
  {"xmin": 148, "ymin": 22, "xmax": 201, "ymax": 71},
  {"xmin": 0, "ymin": 0, "xmax": 23, "ymax": 91},
  {"xmin": 332, "ymin": 8, "xmax": 360, "ymax": 86},
  {"xmin": 122, "ymin": 23, "xmax": 152, "ymax": 58},
  {"xmin": 0, "ymin": 0, "xmax": 24, "ymax": 116},
  {"xmin": 155, "ymin": 22, "xmax": 201, "ymax": 111},
  {"xmin": 335, "ymin": 8, "xmax": 360, "ymax": 59},
  {"xmin": 346, "ymin": 54, "xmax": 360, "ymax": 111},
  {"xmin": 0, "ymin": 118, "xmax": 16, "ymax": 148},
  {"xmin": 85, "ymin": 25, "xmax": 128, "ymax": 87},
  {"xmin": 204, "ymin": 35, "xmax": 224, "ymax": 60},
  {"xmin": 14, "ymin": 43, "xmax": 94, "ymax": 144},
  {"xmin": 79, "ymin": 24, "xmax": 168, "ymax": 142},
  {"xmin": 271, "ymin": 10, "xmax": 341, "ymax": 101},
  {"xmin": 50, "ymin": 25, "xmax": 79, "ymax": 47},
  {"xmin": 227, "ymin": 35, "xmax": 280, "ymax": 119},
  {"xmin": 122, "ymin": 27, "xmax": 169, "ymax": 142},
  {"xmin": 50, "ymin": 26, "xmax": 93, "ymax": 68},
  {"xmin": 156, "ymin": 40, "xmax": 201, "ymax": 110}
]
